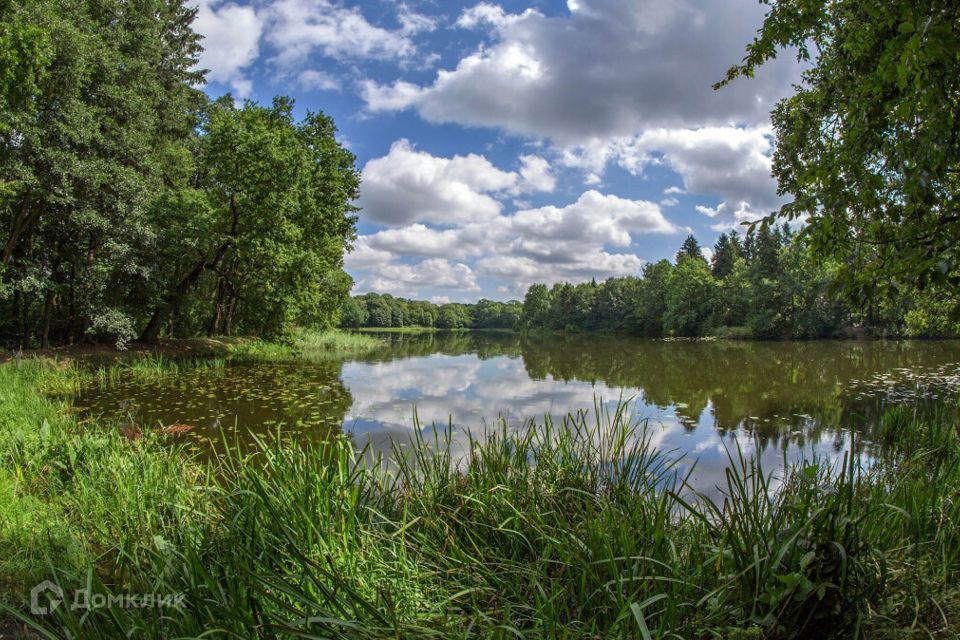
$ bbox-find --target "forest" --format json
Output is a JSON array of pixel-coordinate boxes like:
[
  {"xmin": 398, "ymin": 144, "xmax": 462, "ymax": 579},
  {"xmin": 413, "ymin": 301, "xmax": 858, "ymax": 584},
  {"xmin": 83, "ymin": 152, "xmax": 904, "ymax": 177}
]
[
  {"xmin": 519, "ymin": 230, "xmax": 959, "ymax": 338},
  {"xmin": 342, "ymin": 229, "xmax": 958, "ymax": 339},
  {"xmin": 0, "ymin": 0, "xmax": 359, "ymax": 349},
  {"xmin": 341, "ymin": 293, "xmax": 522, "ymax": 330}
]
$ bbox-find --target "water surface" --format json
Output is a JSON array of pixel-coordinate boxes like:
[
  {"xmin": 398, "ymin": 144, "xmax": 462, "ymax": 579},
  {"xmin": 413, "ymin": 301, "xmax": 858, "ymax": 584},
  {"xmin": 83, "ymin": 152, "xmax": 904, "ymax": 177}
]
[{"xmin": 75, "ymin": 334, "xmax": 960, "ymax": 492}]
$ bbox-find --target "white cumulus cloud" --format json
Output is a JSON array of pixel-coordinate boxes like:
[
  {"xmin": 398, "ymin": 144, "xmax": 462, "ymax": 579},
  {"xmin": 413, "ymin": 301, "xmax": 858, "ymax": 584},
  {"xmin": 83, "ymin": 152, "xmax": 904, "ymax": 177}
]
[
  {"xmin": 266, "ymin": 0, "xmax": 419, "ymax": 65},
  {"xmin": 193, "ymin": 0, "xmax": 263, "ymax": 97},
  {"xmin": 358, "ymin": 140, "xmax": 554, "ymax": 227},
  {"xmin": 363, "ymin": 0, "xmax": 800, "ymax": 142},
  {"xmin": 351, "ymin": 188, "xmax": 679, "ymax": 296}
]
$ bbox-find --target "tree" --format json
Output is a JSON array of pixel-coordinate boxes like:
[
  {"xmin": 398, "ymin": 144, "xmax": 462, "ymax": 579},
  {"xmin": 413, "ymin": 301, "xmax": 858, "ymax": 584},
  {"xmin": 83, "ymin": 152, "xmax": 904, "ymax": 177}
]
[
  {"xmin": 664, "ymin": 257, "xmax": 718, "ymax": 336},
  {"xmin": 437, "ymin": 304, "xmax": 471, "ymax": 329},
  {"xmin": 750, "ymin": 224, "xmax": 782, "ymax": 278},
  {"xmin": 521, "ymin": 284, "xmax": 553, "ymax": 331},
  {"xmin": 676, "ymin": 235, "xmax": 705, "ymax": 263},
  {"xmin": 632, "ymin": 260, "xmax": 673, "ymax": 337},
  {"xmin": 0, "ymin": 0, "xmax": 53, "ymax": 128},
  {"xmin": 721, "ymin": 0, "xmax": 960, "ymax": 308},
  {"xmin": 366, "ymin": 296, "xmax": 392, "ymax": 327},
  {"xmin": 139, "ymin": 97, "xmax": 358, "ymax": 342},
  {"xmin": 779, "ymin": 241, "xmax": 847, "ymax": 338},
  {"xmin": 715, "ymin": 257, "xmax": 751, "ymax": 330},
  {"xmin": 711, "ymin": 232, "xmax": 741, "ymax": 279},
  {"xmin": 592, "ymin": 277, "xmax": 639, "ymax": 331},
  {"xmin": 338, "ymin": 293, "xmax": 367, "ymax": 328},
  {"xmin": 1, "ymin": 0, "xmax": 205, "ymax": 347}
]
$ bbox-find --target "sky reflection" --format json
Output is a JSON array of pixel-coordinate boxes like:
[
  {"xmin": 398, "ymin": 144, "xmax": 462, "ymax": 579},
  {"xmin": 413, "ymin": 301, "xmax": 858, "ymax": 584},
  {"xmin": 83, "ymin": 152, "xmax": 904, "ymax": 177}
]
[{"xmin": 76, "ymin": 334, "xmax": 960, "ymax": 494}]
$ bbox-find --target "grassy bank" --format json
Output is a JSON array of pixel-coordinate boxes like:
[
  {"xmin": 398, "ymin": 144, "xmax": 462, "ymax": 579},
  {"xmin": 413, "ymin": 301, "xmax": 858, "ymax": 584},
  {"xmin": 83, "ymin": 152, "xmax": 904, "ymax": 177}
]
[
  {"xmin": 354, "ymin": 326, "xmax": 445, "ymax": 334},
  {"xmin": 0, "ymin": 361, "xmax": 958, "ymax": 638},
  {"xmin": 8, "ymin": 330, "xmax": 384, "ymax": 396},
  {"xmin": 0, "ymin": 329, "xmax": 383, "ymax": 368},
  {"xmin": 227, "ymin": 329, "xmax": 384, "ymax": 363},
  {"xmin": 353, "ymin": 327, "xmax": 519, "ymax": 334}
]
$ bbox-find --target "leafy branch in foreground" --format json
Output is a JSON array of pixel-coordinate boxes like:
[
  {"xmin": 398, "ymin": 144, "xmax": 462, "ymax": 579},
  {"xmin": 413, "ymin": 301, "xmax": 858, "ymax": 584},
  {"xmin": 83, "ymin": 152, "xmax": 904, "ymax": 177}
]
[{"xmin": 721, "ymin": 0, "xmax": 960, "ymax": 311}]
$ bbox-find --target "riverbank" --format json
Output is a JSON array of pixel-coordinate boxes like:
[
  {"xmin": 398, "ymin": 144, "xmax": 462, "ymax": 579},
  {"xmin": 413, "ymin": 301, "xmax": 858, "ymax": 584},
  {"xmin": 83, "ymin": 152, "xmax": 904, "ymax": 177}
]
[
  {"xmin": 0, "ymin": 357, "xmax": 958, "ymax": 637},
  {"xmin": 0, "ymin": 329, "xmax": 383, "ymax": 367},
  {"xmin": 350, "ymin": 324, "xmax": 944, "ymax": 342}
]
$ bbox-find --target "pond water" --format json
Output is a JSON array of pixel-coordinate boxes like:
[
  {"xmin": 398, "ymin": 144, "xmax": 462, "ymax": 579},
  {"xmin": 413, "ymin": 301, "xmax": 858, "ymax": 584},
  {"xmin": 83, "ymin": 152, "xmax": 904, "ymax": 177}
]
[{"xmin": 74, "ymin": 334, "xmax": 960, "ymax": 493}]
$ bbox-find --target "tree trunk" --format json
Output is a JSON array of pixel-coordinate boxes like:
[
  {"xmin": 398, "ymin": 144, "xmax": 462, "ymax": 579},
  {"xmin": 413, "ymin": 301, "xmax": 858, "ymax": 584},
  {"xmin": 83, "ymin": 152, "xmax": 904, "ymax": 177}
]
[
  {"xmin": 224, "ymin": 296, "xmax": 238, "ymax": 336},
  {"xmin": 40, "ymin": 291, "xmax": 53, "ymax": 349},
  {"xmin": 2, "ymin": 191, "xmax": 36, "ymax": 265},
  {"xmin": 166, "ymin": 302, "xmax": 177, "ymax": 338},
  {"xmin": 20, "ymin": 294, "xmax": 31, "ymax": 349},
  {"xmin": 207, "ymin": 276, "xmax": 225, "ymax": 336},
  {"xmin": 140, "ymin": 307, "xmax": 167, "ymax": 344},
  {"xmin": 139, "ymin": 241, "xmax": 233, "ymax": 343}
]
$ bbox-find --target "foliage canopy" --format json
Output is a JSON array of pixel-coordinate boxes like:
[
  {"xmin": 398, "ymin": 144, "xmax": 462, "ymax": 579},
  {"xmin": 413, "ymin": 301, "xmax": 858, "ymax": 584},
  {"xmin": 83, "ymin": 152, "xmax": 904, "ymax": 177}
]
[
  {"xmin": 721, "ymin": 0, "xmax": 960, "ymax": 308},
  {"xmin": 0, "ymin": 0, "xmax": 358, "ymax": 347}
]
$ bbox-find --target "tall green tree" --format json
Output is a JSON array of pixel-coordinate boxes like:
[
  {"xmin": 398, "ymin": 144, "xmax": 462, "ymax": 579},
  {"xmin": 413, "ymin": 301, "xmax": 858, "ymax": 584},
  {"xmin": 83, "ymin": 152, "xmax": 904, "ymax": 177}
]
[
  {"xmin": 338, "ymin": 296, "xmax": 367, "ymax": 328},
  {"xmin": 140, "ymin": 97, "xmax": 359, "ymax": 342},
  {"xmin": 0, "ymin": 0, "xmax": 53, "ymax": 130},
  {"xmin": 664, "ymin": 256, "xmax": 718, "ymax": 336},
  {"xmin": 521, "ymin": 284, "xmax": 553, "ymax": 331},
  {"xmin": 676, "ymin": 235, "xmax": 705, "ymax": 264},
  {"xmin": 721, "ymin": 0, "xmax": 960, "ymax": 307},
  {"xmin": 1, "ymin": 0, "xmax": 204, "ymax": 346},
  {"xmin": 711, "ymin": 232, "xmax": 741, "ymax": 279},
  {"xmin": 632, "ymin": 260, "xmax": 673, "ymax": 337}
]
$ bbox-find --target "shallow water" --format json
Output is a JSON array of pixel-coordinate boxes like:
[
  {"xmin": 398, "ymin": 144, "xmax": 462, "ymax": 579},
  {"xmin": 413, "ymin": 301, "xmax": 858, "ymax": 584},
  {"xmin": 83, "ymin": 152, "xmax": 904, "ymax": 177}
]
[{"xmin": 74, "ymin": 334, "xmax": 960, "ymax": 492}]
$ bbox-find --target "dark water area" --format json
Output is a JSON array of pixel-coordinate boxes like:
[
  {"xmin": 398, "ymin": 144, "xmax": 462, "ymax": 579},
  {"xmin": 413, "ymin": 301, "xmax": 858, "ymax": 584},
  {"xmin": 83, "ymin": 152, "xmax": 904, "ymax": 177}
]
[{"xmin": 74, "ymin": 333, "xmax": 960, "ymax": 492}]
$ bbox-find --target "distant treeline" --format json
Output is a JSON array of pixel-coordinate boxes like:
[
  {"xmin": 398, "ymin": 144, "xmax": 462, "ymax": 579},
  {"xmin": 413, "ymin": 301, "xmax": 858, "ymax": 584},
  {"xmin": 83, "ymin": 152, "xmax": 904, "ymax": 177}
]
[
  {"xmin": 343, "ymin": 229, "xmax": 957, "ymax": 339},
  {"xmin": 341, "ymin": 294, "xmax": 523, "ymax": 330},
  {"xmin": 519, "ymin": 229, "xmax": 957, "ymax": 339}
]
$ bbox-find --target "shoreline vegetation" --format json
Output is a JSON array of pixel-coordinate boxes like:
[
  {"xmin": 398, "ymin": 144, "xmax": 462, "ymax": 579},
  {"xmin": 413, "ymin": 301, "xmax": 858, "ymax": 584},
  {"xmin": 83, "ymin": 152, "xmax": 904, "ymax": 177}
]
[
  {"xmin": 340, "ymin": 231, "xmax": 960, "ymax": 341},
  {"xmin": 0, "ymin": 329, "xmax": 383, "ymax": 399},
  {"xmin": 0, "ymin": 350, "xmax": 957, "ymax": 638},
  {"xmin": 0, "ymin": 329, "xmax": 383, "ymax": 367}
]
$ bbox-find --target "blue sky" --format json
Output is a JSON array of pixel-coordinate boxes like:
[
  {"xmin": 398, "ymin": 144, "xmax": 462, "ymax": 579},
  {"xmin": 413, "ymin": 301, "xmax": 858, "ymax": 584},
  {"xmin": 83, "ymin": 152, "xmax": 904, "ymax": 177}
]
[{"xmin": 193, "ymin": 0, "xmax": 802, "ymax": 302}]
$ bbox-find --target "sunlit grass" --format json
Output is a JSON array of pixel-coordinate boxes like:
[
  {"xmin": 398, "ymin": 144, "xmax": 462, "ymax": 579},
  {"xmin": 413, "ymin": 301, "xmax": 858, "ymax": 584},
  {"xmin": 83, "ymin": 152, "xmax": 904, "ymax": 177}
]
[
  {"xmin": 11, "ymin": 330, "xmax": 384, "ymax": 394},
  {"xmin": 0, "ymin": 362, "xmax": 208, "ymax": 599},
  {"xmin": 355, "ymin": 326, "xmax": 442, "ymax": 334},
  {"xmin": 227, "ymin": 329, "xmax": 383, "ymax": 363},
  {"xmin": 294, "ymin": 329, "xmax": 384, "ymax": 355}
]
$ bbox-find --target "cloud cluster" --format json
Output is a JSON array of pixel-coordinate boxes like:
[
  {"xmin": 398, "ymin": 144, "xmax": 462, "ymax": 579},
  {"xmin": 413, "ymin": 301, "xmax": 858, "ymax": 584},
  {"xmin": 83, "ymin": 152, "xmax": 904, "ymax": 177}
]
[
  {"xmin": 358, "ymin": 140, "xmax": 554, "ymax": 227},
  {"xmin": 194, "ymin": 0, "xmax": 263, "ymax": 97},
  {"xmin": 349, "ymin": 145, "xmax": 680, "ymax": 297},
  {"xmin": 265, "ymin": 0, "xmax": 429, "ymax": 66},
  {"xmin": 560, "ymin": 126, "xmax": 785, "ymax": 217},
  {"xmin": 191, "ymin": 0, "xmax": 436, "ymax": 97},
  {"xmin": 363, "ymin": 259, "xmax": 481, "ymax": 297},
  {"xmin": 362, "ymin": 0, "xmax": 800, "ymax": 141},
  {"xmin": 357, "ymin": 0, "xmax": 795, "ymax": 228}
]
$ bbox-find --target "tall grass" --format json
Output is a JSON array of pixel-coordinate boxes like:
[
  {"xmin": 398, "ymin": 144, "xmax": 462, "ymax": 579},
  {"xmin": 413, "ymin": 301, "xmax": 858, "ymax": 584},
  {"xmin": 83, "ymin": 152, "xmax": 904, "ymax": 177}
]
[
  {"xmin": 2, "ymin": 382, "xmax": 957, "ymax": 639},
  {"xmin": 0, "ymin": 362, "xmax": 207, "ymax": 600},
  {"xmin": 227, "ymin": 329, "xmax": 383, "ymax": 363},
  {"xmin": 19, "ymin": 329, "xmax": 384, "ymax": 396}
]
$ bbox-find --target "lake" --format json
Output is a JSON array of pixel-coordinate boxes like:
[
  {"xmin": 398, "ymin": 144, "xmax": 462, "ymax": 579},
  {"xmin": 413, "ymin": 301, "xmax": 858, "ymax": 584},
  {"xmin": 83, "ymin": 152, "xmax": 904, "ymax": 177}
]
[{"xmin": 74, "ymin": 333, "xmax": 960, "ymax": 492}]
